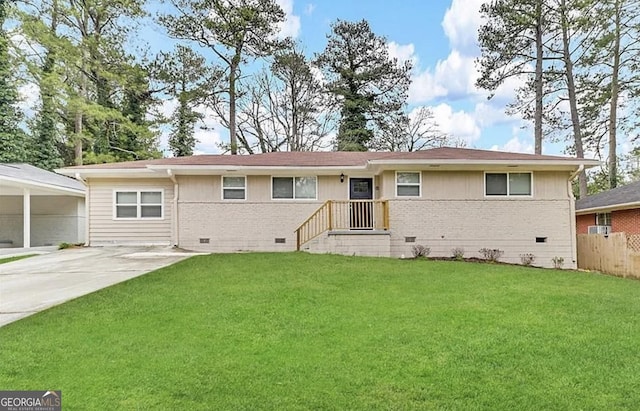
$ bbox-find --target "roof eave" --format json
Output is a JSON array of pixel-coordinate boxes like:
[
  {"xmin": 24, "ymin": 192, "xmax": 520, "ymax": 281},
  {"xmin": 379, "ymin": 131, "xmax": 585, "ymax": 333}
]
[
  {"xmin": 0, "ymin": 176, "xmax": 85, "ymax": 196},
  {"xmin": 576, "ymin": 201, "xmax": 640, "ymax": 214}
]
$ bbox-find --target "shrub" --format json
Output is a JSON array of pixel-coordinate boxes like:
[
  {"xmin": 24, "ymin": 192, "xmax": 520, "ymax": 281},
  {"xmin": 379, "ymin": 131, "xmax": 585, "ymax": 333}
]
[
  {"xmin": 520, "ymin": 253, "xmax": 535, "ymax": 266},
  {"xmin": 411, "ymin": 245, "xmax": 431, "ymax": 259},
  {"xmin": 551, "ymin": 256, "xmax": 565, "ymax": 269},
  {"xmin": 451, "ymin": 247, "xmax": 465, "ymax": 261},
  {"xmin": 58, "ymin": 242, "xmax": 72, "ymax": 250},
  {"xmin": 479, "ymin": 248, "xmax": 504, "ymax": 263}
]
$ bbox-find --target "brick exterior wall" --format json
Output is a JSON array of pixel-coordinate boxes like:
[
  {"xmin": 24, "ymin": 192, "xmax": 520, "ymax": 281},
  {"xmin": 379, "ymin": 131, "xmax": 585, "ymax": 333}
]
[
  {"xmin": 576, "ymin": 208, "xmax": 640, "ymax": 235},
  {"xmin": 389, "ymin": 199, "xmax": 576, "ymax": 269},
  {"xmin": 612, "ymin": 209, "xmax": 640, "ymax": 234},
  {"xmin": 576, "ymin": 214, "xmax": 594, "ymax": 234}
]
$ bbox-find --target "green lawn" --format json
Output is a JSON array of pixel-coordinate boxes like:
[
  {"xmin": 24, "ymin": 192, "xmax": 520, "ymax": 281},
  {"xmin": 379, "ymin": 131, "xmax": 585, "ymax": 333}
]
[
  {"xmin": 2, "ymin": 253, "xmax": 640, "ymax": 410},
  {"xmin": 0, "ymin": 254, "xmax": 35, "ymax": 265}
]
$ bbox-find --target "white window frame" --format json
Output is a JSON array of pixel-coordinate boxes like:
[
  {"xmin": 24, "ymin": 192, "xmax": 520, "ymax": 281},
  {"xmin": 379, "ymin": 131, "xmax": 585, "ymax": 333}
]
[
  {"xmin": 113, "ymin": 189, "xmax": 164, "ymax": 220},
  {"xmin": 221, "ymin": 176, "xmax": 246, "ymax": 201},
  {"xmin": 271, "ymin": 176, "xmax": 318, "ymax": 200},
  {"xmin": 395, "ymin": 171, "xmax": 421, "ymax": 197},
  {"xmin": 596, "ymin": 212, "xmax": 611, "ymax": 226},
  {"xmin": 484, "ymin": 172, "xmax": 533, "ymax": 197}
]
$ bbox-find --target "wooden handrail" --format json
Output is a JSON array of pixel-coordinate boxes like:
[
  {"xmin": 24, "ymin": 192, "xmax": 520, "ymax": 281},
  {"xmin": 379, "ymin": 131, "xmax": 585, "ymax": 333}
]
[{"xmin": 295, "ymin": 200, "xmax": 389, "ymax": 250}]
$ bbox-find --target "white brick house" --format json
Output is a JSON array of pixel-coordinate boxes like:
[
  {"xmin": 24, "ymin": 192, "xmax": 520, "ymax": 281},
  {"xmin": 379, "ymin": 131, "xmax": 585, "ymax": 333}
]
[{"xmin": 57, "ymin": 148, "xmax": 599, "ymax": 268}]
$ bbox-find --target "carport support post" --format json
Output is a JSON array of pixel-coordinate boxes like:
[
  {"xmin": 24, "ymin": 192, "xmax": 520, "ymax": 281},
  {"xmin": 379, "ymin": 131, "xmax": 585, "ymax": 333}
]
[{"xmin": 23, "ymin": 188, "xmax": 31, "ymax": 248}]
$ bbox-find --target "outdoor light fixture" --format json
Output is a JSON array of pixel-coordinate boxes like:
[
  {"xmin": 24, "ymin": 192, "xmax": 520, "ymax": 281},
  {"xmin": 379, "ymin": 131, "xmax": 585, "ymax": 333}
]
[{"xmin": 340, "ymin": 173, "xmax": 345, "ymax": 183}]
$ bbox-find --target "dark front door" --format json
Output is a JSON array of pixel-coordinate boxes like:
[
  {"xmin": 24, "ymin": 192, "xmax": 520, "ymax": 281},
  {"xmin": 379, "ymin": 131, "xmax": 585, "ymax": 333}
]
[{"xmin": 349, "ymin": 178, "xmax": 373, "ymax": 229}]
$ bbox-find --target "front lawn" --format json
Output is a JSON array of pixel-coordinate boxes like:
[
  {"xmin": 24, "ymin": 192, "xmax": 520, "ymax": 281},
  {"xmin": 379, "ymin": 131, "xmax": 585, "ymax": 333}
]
[
  {"xmin": 0, "ymin": 254, "xmax": 35, "ymax": 265},
  {"xmin": 1, "ymin": 253, "xmax": 639, "ymax": 409}
]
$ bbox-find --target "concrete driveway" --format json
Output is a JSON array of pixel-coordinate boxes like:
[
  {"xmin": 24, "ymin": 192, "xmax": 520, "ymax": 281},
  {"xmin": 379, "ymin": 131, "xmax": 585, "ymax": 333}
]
[{"xmin": 0, "ymin": 246, "xmax": 202, "ymax": 327}]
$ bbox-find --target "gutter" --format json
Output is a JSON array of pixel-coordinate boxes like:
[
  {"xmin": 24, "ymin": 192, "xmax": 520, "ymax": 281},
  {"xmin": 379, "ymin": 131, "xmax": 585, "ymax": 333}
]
[
  {"xmin": 75, "ymin": 173, "xmax": 90, "ymax": 247},
  {"xmin": 167, "ymin": 169, "xmax": 179, "ymax": 247},
  {"xmin": 567, "ymin": 164, "xmax": 584, "ymax": 269},
  {"xmin": 569, "ymin": 164, "xmax": 584, "ymax": 182}
]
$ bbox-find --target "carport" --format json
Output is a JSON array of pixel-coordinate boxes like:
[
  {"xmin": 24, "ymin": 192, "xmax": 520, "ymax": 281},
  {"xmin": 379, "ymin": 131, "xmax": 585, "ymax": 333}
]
[{"xmin": 0, "ymin": 163, "xmax": 85, "ymax": 248}]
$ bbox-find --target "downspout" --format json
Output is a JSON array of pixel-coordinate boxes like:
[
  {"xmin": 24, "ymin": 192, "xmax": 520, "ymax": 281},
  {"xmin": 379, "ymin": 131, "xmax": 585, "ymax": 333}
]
[
  {"xmin": 75, "ymin": 173, "xmax": 90, "ymax": 246},
  {"xmin": 167, "ymin": 169, "xmax": 179, "ymax": 247},
  {"xmin": 568, "ymin": 164, "xmax": 584, "ymax": 269}
]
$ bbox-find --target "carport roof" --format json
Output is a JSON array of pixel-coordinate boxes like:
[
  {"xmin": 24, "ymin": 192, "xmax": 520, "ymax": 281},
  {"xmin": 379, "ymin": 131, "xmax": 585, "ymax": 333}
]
[{"xmin": 0, "ymin": 163, "xmax": 85, "ymax": 196}]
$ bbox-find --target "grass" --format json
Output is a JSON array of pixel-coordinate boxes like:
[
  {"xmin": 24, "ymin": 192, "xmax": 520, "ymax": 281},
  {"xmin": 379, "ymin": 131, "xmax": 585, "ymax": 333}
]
[
  {"xmin": 1, "ymin": 253, "xmax": 640, "ymax": 410},
  {"xmin": 0, "ymin": 254, "xmax": 35, "ymax": 265}
]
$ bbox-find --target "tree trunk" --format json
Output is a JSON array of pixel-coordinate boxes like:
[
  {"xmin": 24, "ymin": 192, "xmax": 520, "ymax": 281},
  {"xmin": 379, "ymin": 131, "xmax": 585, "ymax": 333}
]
[
  {"xmin": 74, "ymin": 110, "xmax": 83, "ymax": 165},
  {"xmin": 534, "ymin": 0, "xmax": 544, "ymax": 155},
  {"xmin": 560, "ymin": 0, "xmax": 587, "ymax": 197},
  {"xmin": 608, "ymin": 0, "xmax": 622, "ymax": 189},
  {"xmin": 229, "ymin": 59, "xmax": 239, "ymax": 155}
]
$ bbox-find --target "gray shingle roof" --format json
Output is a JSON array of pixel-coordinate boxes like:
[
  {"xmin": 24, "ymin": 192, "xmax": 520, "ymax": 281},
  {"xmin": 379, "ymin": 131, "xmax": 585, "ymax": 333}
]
[
  {"xmin": 575, "ymin": 180, "xmax": 640, "ymax": 211},
  {"xmin": 0, "ymin": 163, "xmax": 85, "ymax": 192},
  {"xmin": 61, "ymin": 147, "xmax": 597, "ymax": 169}
]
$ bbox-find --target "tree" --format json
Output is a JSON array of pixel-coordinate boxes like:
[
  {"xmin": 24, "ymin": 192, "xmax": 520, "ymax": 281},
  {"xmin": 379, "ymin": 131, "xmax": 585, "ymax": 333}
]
[
  {"xmin": 579, "ymin": 0, "xmax": 640, "ymax": 189},
  {"xmin": 160, "ymin": 0, "xmax": 289, "ymax": 155},
  {"xmin": 26, "ymin": 0, "xmax": 63, "ymax": 170},
  {"xmin": 156, "ymin": 45, "xmax": 220, "ymax": 157},
  {"xmin": 0, "ymin": 0, "xmax": 27, "ymax": 163},
  {"xmin": 234, "ymin": 47, "xmax": 335, "ymax": 153},
  {"xmin": 477, "ymin": 0, "xmax": 549, "ymax": 154},
  {"xmin": 19, "ymin": 0, "xmax": 157, "ymax": 165},
  {"xmin": 373, "ymin": 107, "xmax": 450, "ymax": 152},
  {"xmin": 315, "ymin": 19, "xmax": 412, "ymax": 151}
]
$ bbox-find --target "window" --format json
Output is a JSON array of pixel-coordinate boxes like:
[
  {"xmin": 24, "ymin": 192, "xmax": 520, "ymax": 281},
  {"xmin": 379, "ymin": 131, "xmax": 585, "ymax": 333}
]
[
  {"xmin": 485, "ymin": 172, "xmax": 532, "ymax": 196},
  {"xmin": 396, "ymin": 172, "xmax": 421, "ymax": 197},
  {"xmin": 114, "ymin": 190, "xmax": 163, "ymax": 219},
  {"xmin": 596, "ymin": 212, "xmax": 611, "ymax": 226},
  {"xmin": 222, "ymin": 176, "xmax": 246, "ymax": 200},
  {"xmin": 272, "ymin": 177, "xmax": 317, "ymax": 199}
]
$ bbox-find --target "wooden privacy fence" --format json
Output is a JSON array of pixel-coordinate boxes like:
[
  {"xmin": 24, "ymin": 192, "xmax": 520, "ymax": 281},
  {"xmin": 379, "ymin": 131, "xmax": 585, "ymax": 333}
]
[{"xmin": 577, "ymin": 233, "xmax": 640, "ymax": 278}]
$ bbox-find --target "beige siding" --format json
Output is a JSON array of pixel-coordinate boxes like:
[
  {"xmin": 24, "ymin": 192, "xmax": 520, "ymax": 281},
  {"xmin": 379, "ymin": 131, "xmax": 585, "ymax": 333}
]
[
  {"xmin": 88, "ymin": 178, "xmax": 173, "ymax": 246},
  {"xmin": 388, "ymin": 198, "xmax": 575, "ymax": 269},
  {"xmin": 381, "ymin": 170, "xmax": 568, "ymax": 201}
]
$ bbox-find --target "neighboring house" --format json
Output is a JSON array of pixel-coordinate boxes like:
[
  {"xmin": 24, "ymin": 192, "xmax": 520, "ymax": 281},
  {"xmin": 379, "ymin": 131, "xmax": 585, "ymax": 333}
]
[
  {"xmin": 57, "ymin": 148, "xmax": 599, "ymax": 268},
  {"xmin": 0, "ymin": 163, "xmax": 86, "ymax": 248},
  {"xmin": 576, "ymin": 180, "xmax": 640, "ymax": 235}
]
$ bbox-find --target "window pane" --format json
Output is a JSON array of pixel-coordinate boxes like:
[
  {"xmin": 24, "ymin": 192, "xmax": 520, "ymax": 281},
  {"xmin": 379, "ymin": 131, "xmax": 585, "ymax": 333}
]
[
  {"xmin": 397, "ymin": 172, "xmax": 420, "ymax": 184},
  {"xmin": 141, "ymin": 205, "xmax": 162, "ymax": 218},
  {"xmin": 273, "ymin": 177, "xmax": 293, "ymax": 198},
  {"xmin": 486, "ymin": 173, "xmax": 507, "ymax": 195},
  {"xmin": 597, "ymin": 213, "xmax": 611, "ymax": 226},
  {"xmin": 295, "ymin": 177, "xmax": 316, "ymax": 199},
  {"xmin": 397, "ymin": 185, "xmax": 420, "ymax": 197},
  {"xmin": 223, "ymin": 176, "xmax": 245, "ymax": 188},
  {"xmin": 141, "ymin": 191, "xmax": 161, "ymax": 204},
  {"xmin": 223, "ymin": 188, "xmax": 245, "ymax": 200},
  {"xmin": 509, "ymin": 173, "xmax": 531, "ymax": 195},
  {"xmin": 116, "ymin": 192, "xmax": 137, "ymax": 204},
  {"xmin": 116, "ymin": 205, "xmax": 137, "ymax": 218}
]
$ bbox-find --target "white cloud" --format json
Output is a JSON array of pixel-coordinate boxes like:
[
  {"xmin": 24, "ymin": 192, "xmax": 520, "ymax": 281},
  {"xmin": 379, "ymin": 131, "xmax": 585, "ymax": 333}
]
[
  {"xmin": 408, "ymin": 51, "xmax": 480, "ymax": 104},
  {"xmin": 442, "ymin": 0, "xmax": 485, "ymax": 53},
  {"xmin": 17, "ymin": 83, "xmax": 39, "ymax": 116},
  {"xmin": 430, "ymin": 103, "xmax": 481, "ymax": 144},
  {"xmin": 275, "ymin": 0, "xmax": 301, "ymax": 39},
  {"xmin": 388, "ymin": 41, "xmax": 418, "ymax": 67},
  {"xmin": 491, "ymin": 135, "xmax": 534, "ymax": 154}
]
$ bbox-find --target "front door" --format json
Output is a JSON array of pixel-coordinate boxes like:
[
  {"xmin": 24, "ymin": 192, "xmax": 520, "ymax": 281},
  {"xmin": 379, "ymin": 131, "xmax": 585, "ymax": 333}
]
[{"xmin": 349, "ymin": 178, "xmax": 373, "ymax": 229}]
